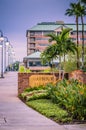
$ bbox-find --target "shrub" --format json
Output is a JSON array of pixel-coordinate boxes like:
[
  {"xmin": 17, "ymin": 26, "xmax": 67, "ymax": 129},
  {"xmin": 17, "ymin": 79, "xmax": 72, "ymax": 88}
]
[
  {"xmin": 19, "ymin": 66, "xmax": 25, "ymax": 73},
  {"xmin": 47, "ymin": 79, "xmax": 86, "ymax": 120},
  {"xmin": 20, "ymin": 86, "xmax": 49, "ymax": 101},
  {"xmin": 43, "ymin": 68, "xmax": 51, "ymax": 73},
  {"xmin": 43, "ymin": 68, "xmax": 58, "ymax": 73},
  {"xmin": 24, "ymin": 85, "xmax": 47, "ymax": 92},
  {"xmin": 19, "ymin": 66, "xmax": 31, "ymax": 73},
  {"xmin": 63, "ymin": 61, "xmax": 77, "ymax": 73}
]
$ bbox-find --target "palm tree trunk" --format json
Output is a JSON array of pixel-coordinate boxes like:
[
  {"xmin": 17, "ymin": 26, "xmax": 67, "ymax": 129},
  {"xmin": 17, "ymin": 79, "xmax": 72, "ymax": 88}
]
[
  {"xmin": 64, "ymin": 53, "xmax": 66, "ymax": 62},
  {"xmin": 76, "ymin": 16, "xmax": 80, "ymax": 69},
  {"xmin": 59, "ymin": 55, "xmax": 61, "ymax": 79},
  {"xmin": 81, "ymin": 15, "xmax": 84, "ymax": 69}
]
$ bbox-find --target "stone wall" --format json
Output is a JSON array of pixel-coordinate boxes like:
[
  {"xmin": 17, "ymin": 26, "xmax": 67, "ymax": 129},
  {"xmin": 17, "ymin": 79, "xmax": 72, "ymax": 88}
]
[{"xmin": 69, "ymin": 70, "xmax": 86, "ymax": 84}]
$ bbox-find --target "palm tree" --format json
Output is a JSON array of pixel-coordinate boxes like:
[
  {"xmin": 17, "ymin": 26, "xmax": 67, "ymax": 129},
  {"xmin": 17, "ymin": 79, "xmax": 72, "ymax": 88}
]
[
  {"xmin": 80, "ymin": 4, "xmax": 86, "ymax": 69},
  {"xmin": 65, "ymin": 2, "xmax": 82, "ymax": 69},
  {"xmin": 80, "ymin": 0, "xmax": 86, "ymax": 4},
  {"xmin": 59, "ymin": 28, "xmax": 77, "ymax": 62},
  {"xmin": 62, "ymin": 38, "xmax": 77, "ymax": 62},
  {"xmin": 78, "ymin": 1, "xmax": 86, "ymax": 69},
  {"xmin": 43, "ymin": 28, "xmax": 72, "ymax": 66},
  {"xmin": 76, "ymin": 0, "xmax": 86, "ymax": 68},
  {"xmin": 41, "ymin": 43, "xmax": 59, "ymax": 65},
  {"xmin": 41, "ymin": 28, "xmax": 77, "ymax": 71}
]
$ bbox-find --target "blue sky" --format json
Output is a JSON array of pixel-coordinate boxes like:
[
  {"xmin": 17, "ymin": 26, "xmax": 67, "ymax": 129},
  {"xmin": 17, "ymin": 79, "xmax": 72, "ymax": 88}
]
[{"xmin": 0, "ymin": 0, "xmax": 83, "ymax": 61}]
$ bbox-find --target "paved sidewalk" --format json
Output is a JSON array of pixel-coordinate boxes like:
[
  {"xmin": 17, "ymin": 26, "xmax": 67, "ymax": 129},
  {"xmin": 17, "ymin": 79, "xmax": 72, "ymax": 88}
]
[{"xmin": 0, "ymin": 72, "xmax": 86, "ymax": 130}]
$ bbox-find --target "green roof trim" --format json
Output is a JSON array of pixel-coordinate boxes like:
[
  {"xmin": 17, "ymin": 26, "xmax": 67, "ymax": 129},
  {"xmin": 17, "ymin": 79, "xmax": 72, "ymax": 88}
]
[
  {"xmin": 28, "ymin": 23, "xmax": 86, "ymax": 31},
  {"xmin": 29, "ymin": 25, "xmax": 61, "ymax": 31},
  {"xmin": 24, "ymin": 51, "xmax": 41, "ymax": 59}
]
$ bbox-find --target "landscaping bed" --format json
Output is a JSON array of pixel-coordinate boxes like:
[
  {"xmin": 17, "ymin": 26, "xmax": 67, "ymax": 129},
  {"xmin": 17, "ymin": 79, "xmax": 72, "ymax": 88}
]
[{"xmin": 19, "ymin": 79, "xmax": 86, "ymax": 124}]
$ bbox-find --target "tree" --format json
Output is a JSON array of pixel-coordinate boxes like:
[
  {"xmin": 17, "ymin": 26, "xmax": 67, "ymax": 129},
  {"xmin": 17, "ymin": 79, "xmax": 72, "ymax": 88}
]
[
  {"xmin": 80, "ymin": 0, "xmax": 86, "ymax": 4},
  {"xmin": 65, "ymin": 2, "xmax": 82, "ymax": 69},
  {"xmin": 78, "ymin": 1, "xmax": 86, "ymax": 69},
  {"xmin": 41, "ymin": 28, "xmax": 77, "ymax": 71},
  {"xmin": 75, "ymin": 0, "xmax": 86, "ymax": 68},
  {"xmin": 80, "ymin": 3, "xmax": 86, "ymax": 68},
  {"xmin": 59, "ymin": 29, "xmax": 77, "ymax": 62},
  {"xmin": 41, "ymin": 40, "xmax": 60, "ymax": 66}
]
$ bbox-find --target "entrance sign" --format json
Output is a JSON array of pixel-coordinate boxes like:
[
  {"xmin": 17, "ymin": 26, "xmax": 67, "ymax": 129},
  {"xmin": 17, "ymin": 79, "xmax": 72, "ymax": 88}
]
[{"xmin": 29, "ymin": 74, "xmax": 56, "ymax": 87}]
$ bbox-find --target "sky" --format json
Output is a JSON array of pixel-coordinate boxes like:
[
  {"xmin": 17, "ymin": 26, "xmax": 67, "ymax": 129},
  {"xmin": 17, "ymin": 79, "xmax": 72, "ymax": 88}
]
[{"xmin": 0, "ymin": 0, "xmax": 83, "ymax": 61}]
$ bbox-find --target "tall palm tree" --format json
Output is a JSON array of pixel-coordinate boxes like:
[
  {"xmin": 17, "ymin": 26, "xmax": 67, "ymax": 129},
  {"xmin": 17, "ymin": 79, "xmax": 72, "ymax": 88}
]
[
  {"xmin": 76, "ymin": 0, "xmax": 86, "ymax": 68},
  {"xmin": 80, "ymin": 3, "xmax": 86, "ymax": 69},
  {"xmin": 78, "ymin": 1, "xmax": 86, "ymax": 69},
  {"xmin": 65, "ymin": 2, "xmax": 81, "ymax": 69}
]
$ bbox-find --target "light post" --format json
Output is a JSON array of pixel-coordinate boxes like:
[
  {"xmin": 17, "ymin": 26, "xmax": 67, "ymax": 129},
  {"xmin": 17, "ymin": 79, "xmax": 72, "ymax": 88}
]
[
  {"xmin": 0, "ymin": 30, "xmax": 4, "ymax": 78},
  {"xmin": 6, "ymin": 43, "xmax": 11, "ymax": 71},
  {"xmin": 0, "ymin": 30, "xmax": 15, "ymax": 74},
  {"xmin": 3, "ymin": 37, "xmax": 10, "ymax": 72},
  {"xmin": 7, "ymin": 44, "xmax": 15, "ymax": 71}
]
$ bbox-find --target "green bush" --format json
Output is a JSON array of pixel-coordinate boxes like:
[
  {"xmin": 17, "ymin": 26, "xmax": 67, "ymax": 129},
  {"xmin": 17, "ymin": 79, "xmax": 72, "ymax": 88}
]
[
  {"xmin": 24, "ymin": 85, "xmax": 47, "ymax": 92},
  {"xmin": 43, "ymin": 68, "xmax": 59, "ymax": 73},
  {"xmin": 47, "ymin": 79, "xmax": 86, "ymax": 120},
  {"xmin": 19, "ymin": 66, "xmax": 31, "ymax": 73},
  {"xmin": 63, "ymin": 61, "xmax": 77, "ymax": 73},
  {"xmin": 20, "ymin": 86, "xmax": 49, "ymax": 101},
  {"xmin": 19, "ymin": 66, "xmax": 25, "ymax": 73}
]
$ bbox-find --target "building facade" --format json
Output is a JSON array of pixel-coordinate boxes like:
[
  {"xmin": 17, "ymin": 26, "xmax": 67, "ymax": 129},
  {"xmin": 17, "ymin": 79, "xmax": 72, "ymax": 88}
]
[
  {"xmin": 26, "ymin": 21, "xmax": 86, "ymax": 55},
  {"xmin": 23, "ymin": 51, "xmax": 50, "ymax": 72}
]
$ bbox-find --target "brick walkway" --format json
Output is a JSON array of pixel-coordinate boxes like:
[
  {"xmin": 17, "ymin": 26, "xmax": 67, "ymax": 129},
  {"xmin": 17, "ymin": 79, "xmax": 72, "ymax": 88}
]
[{"xmin": 0, "ymin": 72, "xmax": 86, "ymax": 130}]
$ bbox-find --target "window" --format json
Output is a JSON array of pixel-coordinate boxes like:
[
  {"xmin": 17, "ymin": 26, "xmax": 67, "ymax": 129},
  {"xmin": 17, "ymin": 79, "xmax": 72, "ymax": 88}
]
[
  {"xmin": 30, "ymin": 38, "xmax": 35, "ymax": 42},
  {"xmin": 29, "ymin": 61, "xmax": 41, "ymax": 66},
  {"xmin": 36, "ymin": 37, "xmax": 42, "ymax": 40},
  {"xmin": 80, "ymin": 38, "xmax": 86, "ymax": 40},
  {"xmin": 36, "ymin": 37, "xmax": 49, "ymax": 40},
  {"xmin": 36, "ymin": 61, "xmax": 41, "ymax": 66},
  {"xmin": 70, "ymin": 31, "xmax": 76, "ymax": 35},
  {"xmin": 29, "ymin": 62, "xmax": 33, "ymax": 66},
  {"xmin": 30, "ymin": 43, "xmax": 35, "ymax": 48},
  {"xmin": 71, "ymin": 38, "xmax": 76, "ymax": 41},
  {"xmin": 35, "ymin": 32, "xmax": 42, "ymax": 35},
  {"xmin": 30, "ymin": 49, "xmax": 35, "ymax": 53},
  {"xmin": 57, "ymin": 32, "xmax": 61, "ymax": 35},
  {"xmin": 38, "ymin": 43, "xmax": 50, "ymax": 46},
  {"xmin": 30, "ymin": 32, "xmax": 35, "ymax": 36},
  {"xmin": 84, "ymin": 31, "xmax": 86, "ymax": 34},
  {"xmin": 43, "ymin": 31, "xmax": 54, "ymax": 35}
]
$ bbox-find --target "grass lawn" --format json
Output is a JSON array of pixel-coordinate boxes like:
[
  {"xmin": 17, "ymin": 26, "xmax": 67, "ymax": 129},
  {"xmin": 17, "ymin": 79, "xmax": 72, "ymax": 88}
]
[{"xmin": 26, "ymin": 99, "xmax": 72, "ymax": 124}]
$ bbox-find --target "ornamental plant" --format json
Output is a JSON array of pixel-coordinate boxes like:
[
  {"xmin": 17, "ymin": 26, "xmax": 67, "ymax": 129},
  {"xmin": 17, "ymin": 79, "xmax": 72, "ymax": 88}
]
[
  {"xmin": 47, "ymin": 79, "xmax": 86, "ymax": 120},
  {"xmin": 19, "ymin": 65, "xmax": 31, "ymax": 73}
]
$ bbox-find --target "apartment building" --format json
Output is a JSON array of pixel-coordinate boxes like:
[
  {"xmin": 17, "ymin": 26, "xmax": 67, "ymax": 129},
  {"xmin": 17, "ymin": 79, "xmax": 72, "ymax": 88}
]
[{"xmin": 26, "ymin": 21, "xmax": 86, "ymax": 55}]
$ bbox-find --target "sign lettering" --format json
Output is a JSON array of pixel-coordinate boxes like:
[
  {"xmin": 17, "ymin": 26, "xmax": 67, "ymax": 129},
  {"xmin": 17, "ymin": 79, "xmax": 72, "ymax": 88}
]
[{"xmin": 29, "ymin": 75, "xmax": 56, "ymax": 87}]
